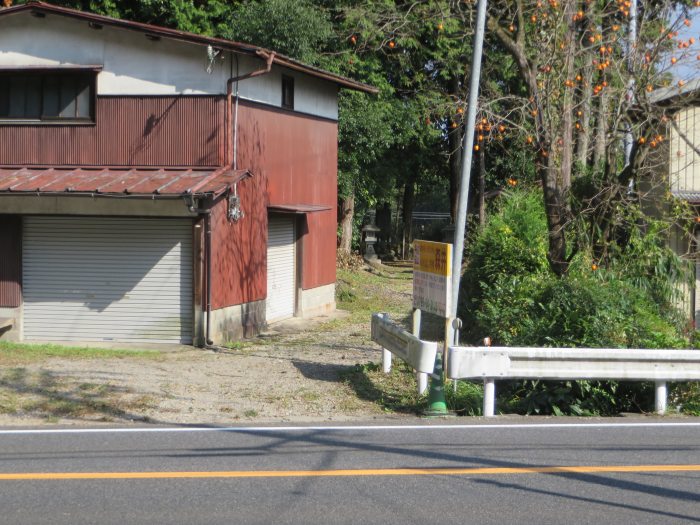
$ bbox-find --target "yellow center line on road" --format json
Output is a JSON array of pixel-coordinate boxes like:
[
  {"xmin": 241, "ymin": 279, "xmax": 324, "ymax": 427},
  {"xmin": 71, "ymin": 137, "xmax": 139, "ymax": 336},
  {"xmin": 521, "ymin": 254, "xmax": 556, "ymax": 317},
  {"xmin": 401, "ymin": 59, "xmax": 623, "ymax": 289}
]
[{"xmin": 0, "ymin": 464, "xmax": 699, "ymax": 481}]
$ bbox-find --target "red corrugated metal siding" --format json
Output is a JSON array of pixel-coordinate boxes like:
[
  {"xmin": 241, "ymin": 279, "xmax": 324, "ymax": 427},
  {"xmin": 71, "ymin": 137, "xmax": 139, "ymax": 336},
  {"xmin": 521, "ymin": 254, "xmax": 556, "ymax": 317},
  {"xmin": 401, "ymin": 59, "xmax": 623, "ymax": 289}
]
[
  {"xmin": 210, "ymin": 100, "xmax": 337, "ymax": 309},
  {"xmin": 210, "ymin": 174, "xmax": 267, "ymax": 309},
  {"xmin": 0, "ymin": 215, "xmax": 22, "ymax": 308},
  {"xmin": 0, "ymin": 96, "xmax": 224, "ymax": 167},
  {"xmin": 239, "ymin": 102, "xmax": 338, "ymax": 291}
]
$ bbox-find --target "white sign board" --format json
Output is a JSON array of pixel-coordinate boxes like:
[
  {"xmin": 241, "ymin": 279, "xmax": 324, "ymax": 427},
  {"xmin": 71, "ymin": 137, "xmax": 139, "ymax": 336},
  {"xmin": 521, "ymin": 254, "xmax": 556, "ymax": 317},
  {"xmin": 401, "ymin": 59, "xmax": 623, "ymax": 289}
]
[{"xmin": 413, "ymin": 240, "xmax": 452, "ymax": 318}]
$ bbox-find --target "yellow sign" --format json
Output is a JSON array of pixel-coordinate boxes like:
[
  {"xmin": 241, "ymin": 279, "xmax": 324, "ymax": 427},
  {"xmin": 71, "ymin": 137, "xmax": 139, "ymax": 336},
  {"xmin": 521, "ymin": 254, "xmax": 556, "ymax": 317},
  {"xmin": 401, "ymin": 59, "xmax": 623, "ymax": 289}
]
[
  {"xmin": 413, "ymin": 240, "xmax": 453, "ymax": 317},
  {"xmin": 414, "ymin": 240, "xmax": 452, "ymax": 276}
]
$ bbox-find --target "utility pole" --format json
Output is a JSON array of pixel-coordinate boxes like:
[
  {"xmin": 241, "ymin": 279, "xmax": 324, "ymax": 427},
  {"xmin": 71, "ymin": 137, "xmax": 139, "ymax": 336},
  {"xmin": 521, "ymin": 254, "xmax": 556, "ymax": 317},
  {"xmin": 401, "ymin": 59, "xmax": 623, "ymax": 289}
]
[
  {"xmin": 624, "ymin": 0, "xmax": 638, "ymax": 169},
  {"xmin": 448, "ymin": 0, "xmax": 488, "ymax": 346}
]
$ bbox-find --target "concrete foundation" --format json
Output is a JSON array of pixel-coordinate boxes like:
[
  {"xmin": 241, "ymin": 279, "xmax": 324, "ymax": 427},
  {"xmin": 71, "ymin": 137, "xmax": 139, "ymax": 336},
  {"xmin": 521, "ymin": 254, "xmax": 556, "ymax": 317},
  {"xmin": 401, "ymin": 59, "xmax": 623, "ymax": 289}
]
[
  {"xmin": 299, "ymin": 283, "xmax": 336, "ymax": 319},
  {"xmin": 208, "ymin": 300, "xmax": 266, "ymax": 344},
  {"xmin": 0, "ymin": 306, "xmax": 21, "ymax": 342}
]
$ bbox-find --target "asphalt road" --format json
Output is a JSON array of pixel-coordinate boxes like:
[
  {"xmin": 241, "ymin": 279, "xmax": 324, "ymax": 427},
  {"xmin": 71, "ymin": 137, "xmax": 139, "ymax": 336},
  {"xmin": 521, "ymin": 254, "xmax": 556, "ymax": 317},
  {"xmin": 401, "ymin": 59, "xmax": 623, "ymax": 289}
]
[{"xmin": 0, "ymin": 420, "xmax": 698, "ymax": 524}]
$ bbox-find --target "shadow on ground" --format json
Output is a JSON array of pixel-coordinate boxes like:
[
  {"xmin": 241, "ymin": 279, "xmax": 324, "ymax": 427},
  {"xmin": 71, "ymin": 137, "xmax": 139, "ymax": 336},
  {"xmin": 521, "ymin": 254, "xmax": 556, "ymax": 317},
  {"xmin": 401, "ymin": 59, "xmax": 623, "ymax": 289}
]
[{"xmin": 0, "ymin": 367, "xmax": 158, "ymax": 423}]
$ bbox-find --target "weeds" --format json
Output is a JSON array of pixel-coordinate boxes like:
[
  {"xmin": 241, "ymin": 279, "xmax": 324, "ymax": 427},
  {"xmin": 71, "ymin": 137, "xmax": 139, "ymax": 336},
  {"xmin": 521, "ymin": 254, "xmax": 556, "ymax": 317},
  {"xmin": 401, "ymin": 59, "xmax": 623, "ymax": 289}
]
[
  {"xmin": 0, "ymin": 341, "xmax": 161, "ymax": 365},
  {"xmin": 0, "ymin": 367, "xmax": 156, "ymax": 421},
  {"xmin": 340, "ymin": 361, "xmax": 426, "ymax": 414}
]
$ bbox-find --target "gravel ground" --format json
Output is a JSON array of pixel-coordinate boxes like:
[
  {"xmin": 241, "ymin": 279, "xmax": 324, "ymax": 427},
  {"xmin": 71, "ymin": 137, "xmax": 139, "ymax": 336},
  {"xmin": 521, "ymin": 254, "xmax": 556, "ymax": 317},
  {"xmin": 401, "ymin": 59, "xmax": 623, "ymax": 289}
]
[{"xmin": 0, "ymin": 265, "xmax": 418, "ymax": 426}]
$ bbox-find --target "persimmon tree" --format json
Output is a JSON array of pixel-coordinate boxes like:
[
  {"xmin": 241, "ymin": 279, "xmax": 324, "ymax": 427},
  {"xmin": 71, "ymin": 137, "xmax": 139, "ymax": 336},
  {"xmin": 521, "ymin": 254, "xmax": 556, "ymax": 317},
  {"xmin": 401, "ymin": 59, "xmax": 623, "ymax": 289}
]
[{"xmin": 485, "ymin": 0, "xmax": 700, "ymax": 274}]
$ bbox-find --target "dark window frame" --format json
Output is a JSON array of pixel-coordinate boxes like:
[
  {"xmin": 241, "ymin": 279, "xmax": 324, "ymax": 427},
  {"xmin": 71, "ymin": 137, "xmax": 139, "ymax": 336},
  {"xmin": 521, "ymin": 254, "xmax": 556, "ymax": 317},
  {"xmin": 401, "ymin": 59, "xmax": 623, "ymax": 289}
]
[
  {"xmin": 281, "ymin": 75, "xmax": 294, "ymax": 111},
  {"xmin": 0, "ymin": 69, "xmax": 97, "ymax": 124}
]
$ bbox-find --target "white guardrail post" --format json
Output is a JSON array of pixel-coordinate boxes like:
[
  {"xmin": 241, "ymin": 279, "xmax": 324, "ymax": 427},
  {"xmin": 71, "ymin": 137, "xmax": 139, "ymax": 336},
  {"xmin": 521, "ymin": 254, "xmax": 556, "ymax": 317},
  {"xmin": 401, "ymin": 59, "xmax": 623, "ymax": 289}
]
[
  {"xmin": 382, "ymin": 348, "xmax": 392, "ymax": 374},
  {"xmin": 413, "ymin": 309, "xmax": 428, "ymax": 395},
  {"xmin": 447, "ymin": 346, "xmax": 700, "ymax": 417},
  {"xmin": 655, "ymin": 381, "xmax": 667, "ymax": 415}
]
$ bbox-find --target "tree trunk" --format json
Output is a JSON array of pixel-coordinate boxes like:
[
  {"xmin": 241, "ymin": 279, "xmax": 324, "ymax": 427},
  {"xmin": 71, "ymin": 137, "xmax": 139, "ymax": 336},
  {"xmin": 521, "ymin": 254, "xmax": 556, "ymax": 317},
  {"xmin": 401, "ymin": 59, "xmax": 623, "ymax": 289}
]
[
  {"xmin": 593, "ymin": 85, "xmax": 609, "ymax": 168},
  {"xmin": 488, "ymin": 8, "xmax": 570, "ymax": 275},
  {"xmin": 478, "ymin": 145, "xmax": 486, "ymax": 227},
  {"xmin": 402, "ymin": 178, "xmax": 415, "ymax": 259},
  {"xmin": 560, "ymin": 0, "xmax": 576, "ymax": 190},
  {"xmin": 338, "ymin": 194, "xmax": 354, "ymax": 254},
  {"xmin": 576, "ymin": 52, "xmax": 593, "ymax": 167},
  {"xmin": 593, "ymin": 18, "xmax": 613, "ymax": 169},
  {"xmin": 542, "ymin": 157, "xmax": 569, "ymax": 276}
]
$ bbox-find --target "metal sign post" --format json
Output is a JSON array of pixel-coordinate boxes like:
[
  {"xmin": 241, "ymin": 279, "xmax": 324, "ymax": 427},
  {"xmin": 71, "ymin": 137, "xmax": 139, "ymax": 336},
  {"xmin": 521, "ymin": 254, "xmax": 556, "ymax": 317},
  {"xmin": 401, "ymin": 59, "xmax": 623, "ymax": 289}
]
[
  {"xmin": 449, "ymin": 0, "xmax": 488, "ymax": 346},
  {"xmin": 413, "ymin": 240, "xmax": 453, "ymax": 415}
]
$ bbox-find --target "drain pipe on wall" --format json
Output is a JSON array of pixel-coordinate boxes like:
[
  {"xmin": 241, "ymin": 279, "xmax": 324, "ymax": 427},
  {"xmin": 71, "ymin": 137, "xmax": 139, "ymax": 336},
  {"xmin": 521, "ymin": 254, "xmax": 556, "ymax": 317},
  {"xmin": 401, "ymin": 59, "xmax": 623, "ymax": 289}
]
[
  {"xmin": 204, "ymin": 209, "xmax": 213, "ymax": 346},
  {"xmin": 187, "ymin": 196, "xmax": 214, "ymax": 347},
  {"xmin": 203, "ymin": 50, "xmax": 276, "ymax": 347},
  {"xmin": 226, "ymin": 49, "xmax": 275, "ymax": 167}
]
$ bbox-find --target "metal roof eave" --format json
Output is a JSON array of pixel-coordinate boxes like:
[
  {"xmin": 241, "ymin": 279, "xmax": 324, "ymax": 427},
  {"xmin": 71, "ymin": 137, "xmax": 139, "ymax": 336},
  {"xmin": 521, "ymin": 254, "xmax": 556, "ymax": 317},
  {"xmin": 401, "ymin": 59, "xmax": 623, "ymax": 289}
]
[
  {"xmin": 0, "ymin": 166, "xmax": 252, "ymax": 197},
  {"xmin": 0, "ymin": 1, "xmax": 378, "ymax": 94},
  {"xmin": 268, "ymin": 204, "xmax": 332, "ymax": 214}
]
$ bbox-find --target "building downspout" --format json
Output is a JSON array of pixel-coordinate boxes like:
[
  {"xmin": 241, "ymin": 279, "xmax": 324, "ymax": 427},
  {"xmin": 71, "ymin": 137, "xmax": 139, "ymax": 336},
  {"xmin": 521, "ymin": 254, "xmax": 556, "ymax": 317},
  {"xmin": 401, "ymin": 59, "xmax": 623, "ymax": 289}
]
[
  {"xmin": 226, "ymin": 49, "xmax": 275, "ymax": 166},
  {"xmin": 204, "ymin": 210, "xmax": 213, "ymax": 345},
  {"xmin": 204, "ymin": 50, "xmax": 275, "ymax": 346}
]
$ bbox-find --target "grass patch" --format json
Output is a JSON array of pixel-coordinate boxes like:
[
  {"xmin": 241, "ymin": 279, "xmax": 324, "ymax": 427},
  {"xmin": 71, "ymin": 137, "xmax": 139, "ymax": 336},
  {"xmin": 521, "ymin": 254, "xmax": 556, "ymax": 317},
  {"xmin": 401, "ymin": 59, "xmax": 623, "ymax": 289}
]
[
  {"xmin": 222, "ymin": 340, "xmax": 251, "ymax": 351},
  {"xmin": 296, "ymin": 388, "xmax": 321, "ymax": 403},
  {"xmin": 336, "ymin": 266, "xmax": 413, "ymax": 324},
  {"xmin": 0, "ymin": 389, "xmax": 19, "ymax": 414},
  {"xmin": 0, "ymin": 341, "xmax": 162, "ymax": 365},
  {"xmin": 671, "ymin": 383, "xmax": 700, "ymax": 416},
  {"xmin": 340, "ymin": 361, "xmax": 426, "ymax": 414},
  {"xmin": 445, "ymin": 380, "xmax": 484, "ymax": 416},
  {"xmin": 0, "ymin": 366, "xmax": 158, "ymax": 422},
  {"xmin": 340, "ymin": 360, "xmax": 485, "ymax": 416}
]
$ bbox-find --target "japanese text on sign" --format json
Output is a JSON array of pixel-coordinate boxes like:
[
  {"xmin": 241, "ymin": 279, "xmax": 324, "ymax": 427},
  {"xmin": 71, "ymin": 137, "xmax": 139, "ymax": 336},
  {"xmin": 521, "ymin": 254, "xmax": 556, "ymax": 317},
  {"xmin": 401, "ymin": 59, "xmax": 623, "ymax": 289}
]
[{"xmin": 413, "ymin": 240, "xmax": 452, "ymax": 317}]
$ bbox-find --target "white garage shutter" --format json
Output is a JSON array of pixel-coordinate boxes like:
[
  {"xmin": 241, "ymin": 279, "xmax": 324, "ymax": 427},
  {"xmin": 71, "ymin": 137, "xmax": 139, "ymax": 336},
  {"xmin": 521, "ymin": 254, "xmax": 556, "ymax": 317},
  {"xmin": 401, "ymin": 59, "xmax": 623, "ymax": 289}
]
[
  {"xmin": 23, "ymin": 216, "xmax": 193, "ymax": 344},
  {"xmin": 266, "ymin": 216, "xmax": 296, "ymax": 322}
]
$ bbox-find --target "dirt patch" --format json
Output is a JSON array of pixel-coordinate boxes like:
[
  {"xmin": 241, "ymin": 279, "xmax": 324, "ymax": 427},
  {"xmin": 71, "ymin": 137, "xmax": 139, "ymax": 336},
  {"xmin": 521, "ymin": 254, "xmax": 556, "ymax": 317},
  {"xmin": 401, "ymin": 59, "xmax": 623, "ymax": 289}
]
[{"xmin": 0, "ymin": 265, "xmax": 421, "ymax": 426}]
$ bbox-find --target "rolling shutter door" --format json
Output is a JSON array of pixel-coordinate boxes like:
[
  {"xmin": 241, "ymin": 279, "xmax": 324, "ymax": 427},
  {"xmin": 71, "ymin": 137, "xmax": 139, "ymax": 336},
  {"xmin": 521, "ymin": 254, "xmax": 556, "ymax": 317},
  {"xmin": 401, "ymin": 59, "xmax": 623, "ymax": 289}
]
[
  {"xmin": 266, "ymin": 216, "xmax": 296, "ymax": 322},
  {"xmin": 23, "ymin": 216, "xmax": 193, "ymax": 344}
]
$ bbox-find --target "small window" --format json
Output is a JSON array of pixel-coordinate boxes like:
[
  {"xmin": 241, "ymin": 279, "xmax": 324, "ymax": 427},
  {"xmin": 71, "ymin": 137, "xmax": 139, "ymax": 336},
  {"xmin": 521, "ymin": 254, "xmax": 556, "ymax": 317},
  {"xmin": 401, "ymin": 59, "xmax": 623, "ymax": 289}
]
[
  {"xmin": 282, "ymin": 75, "xmax": 294, "ymax": 110},
  {"xmin": 0, "ymin": 71, "xmax": 95, "ymax": 122}
]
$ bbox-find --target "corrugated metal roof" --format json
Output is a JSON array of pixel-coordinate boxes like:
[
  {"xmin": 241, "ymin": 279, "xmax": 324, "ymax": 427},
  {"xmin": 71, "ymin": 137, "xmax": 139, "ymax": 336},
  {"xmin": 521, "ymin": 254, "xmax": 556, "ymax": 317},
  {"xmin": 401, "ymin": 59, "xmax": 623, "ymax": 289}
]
[
  {"xmin": 268, "ymin": 204, "xmax": 332, "ymax": 214},
  {"xmin": 649, "ymin": 78, "xmax": 700, "ymax": 104},
  {"xmin": 0, "ymin": 2, "xmax": 377, "ymax": 94},
  {"xmin": 0, "ymin": 167, "xmax": 250, "ymax": 197},
  {"xmin": 671, "ymin": 189, "xmax": 700, "ymax": 203}
]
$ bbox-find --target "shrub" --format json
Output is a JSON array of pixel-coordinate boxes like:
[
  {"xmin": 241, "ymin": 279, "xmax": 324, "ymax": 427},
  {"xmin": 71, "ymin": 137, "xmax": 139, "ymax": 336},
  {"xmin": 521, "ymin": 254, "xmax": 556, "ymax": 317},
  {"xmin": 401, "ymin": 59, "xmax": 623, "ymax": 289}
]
[{"xmin": 457, "ymin": 188, "xmax": 694, "ymax": 415}]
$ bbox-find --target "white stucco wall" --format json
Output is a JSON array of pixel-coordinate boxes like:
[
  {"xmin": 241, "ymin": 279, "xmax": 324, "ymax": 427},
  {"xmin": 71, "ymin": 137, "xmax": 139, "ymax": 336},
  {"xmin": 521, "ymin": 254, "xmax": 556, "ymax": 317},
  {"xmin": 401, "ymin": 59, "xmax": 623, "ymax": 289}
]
[
  {"xmin": 235, "ymin": 55, "xmax": 338, "ymax": 119},
  {"xmin": 0, "ymin": 11, "xmax": 338, "ymax": 119},
  {"xmin": 670, "ymin": 106, "xmax": 700, "ymax": 192}
]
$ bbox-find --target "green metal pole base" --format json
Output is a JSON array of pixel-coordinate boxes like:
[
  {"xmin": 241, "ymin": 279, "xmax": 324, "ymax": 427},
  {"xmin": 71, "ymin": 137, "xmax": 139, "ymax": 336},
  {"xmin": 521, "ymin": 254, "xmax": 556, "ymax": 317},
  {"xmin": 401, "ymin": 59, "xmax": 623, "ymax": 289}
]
[{"xmin": 423, "ymin": 353, "xmax": 452, "ymax": 417}]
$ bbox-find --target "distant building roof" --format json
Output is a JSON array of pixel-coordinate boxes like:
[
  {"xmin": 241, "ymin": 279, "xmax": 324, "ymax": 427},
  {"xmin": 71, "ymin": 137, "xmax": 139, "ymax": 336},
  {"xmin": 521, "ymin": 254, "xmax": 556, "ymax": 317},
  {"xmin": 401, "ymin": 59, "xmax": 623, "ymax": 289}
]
[
  {"xmin": 649, "ymin": 78, "xmax": 700, "ymax": 104},
  {"xmin": 671, "ymin": 189, "xmax": 700, "ymax": 203}
]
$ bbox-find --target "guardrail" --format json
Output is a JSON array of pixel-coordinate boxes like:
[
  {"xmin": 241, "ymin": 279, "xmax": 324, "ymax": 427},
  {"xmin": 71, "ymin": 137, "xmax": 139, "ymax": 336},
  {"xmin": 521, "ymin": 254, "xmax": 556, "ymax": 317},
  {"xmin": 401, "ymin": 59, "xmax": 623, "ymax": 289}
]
[
  {"xmin": 371, "ymin": 313, "xmax": 437, "ymax": 376},
  {"xmin": 447, "ymin": 346, "xmax": 700, "ymax": 417}
]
